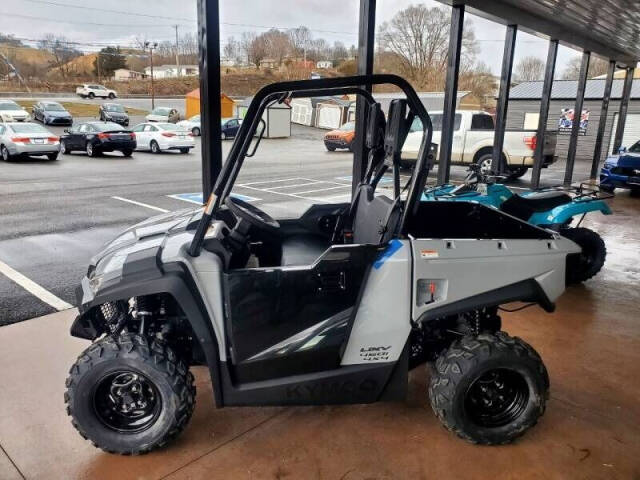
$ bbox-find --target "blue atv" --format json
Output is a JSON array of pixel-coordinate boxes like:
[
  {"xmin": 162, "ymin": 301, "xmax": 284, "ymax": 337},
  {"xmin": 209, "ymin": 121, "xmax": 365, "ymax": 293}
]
[{"xmin": 422, "ymin": 164, "xmax": 612, "ymax": 283}]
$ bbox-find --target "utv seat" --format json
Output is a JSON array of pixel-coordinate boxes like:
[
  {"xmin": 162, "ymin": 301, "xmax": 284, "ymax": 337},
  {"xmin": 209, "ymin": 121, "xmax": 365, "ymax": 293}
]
[
  {"xmin": 500, "ymin": 191, "xmax": 571, "ymax": 221},
  {"xmin": 280, "ymin": 234, "xmax": 329, "ymax": 266}
]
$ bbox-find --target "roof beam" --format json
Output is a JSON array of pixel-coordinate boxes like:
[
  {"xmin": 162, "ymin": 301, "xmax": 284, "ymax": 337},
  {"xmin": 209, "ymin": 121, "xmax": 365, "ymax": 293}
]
[{"xmin": 440, "ymin": 0, "xmax": 639, "ymax": 65}]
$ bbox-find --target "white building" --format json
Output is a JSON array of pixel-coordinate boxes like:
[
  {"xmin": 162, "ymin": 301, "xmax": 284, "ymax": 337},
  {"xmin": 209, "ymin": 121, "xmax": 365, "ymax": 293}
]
[
  {"xmin": 144, "ymin": 65, "xmax": 199, "ymax": 79},
  {"xmin": 113, "ymin": 69, "xmax": 146, "ymax": 81},
  {"xmin": 316, "ymin": 60, "xmax": 333, "ymax": 69}
]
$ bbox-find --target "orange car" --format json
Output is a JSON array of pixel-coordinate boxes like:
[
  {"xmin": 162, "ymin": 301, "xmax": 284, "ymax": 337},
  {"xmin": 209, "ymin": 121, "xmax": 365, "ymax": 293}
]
[{"xmin": 323, "ymin": 121, "xmax": 355, "ymax": 151}]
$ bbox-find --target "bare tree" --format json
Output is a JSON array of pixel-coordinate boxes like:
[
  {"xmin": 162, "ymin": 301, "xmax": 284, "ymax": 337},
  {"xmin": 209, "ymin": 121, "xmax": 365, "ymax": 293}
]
[
  {"xmin": 376, "ymin": 5, "xmax": 477, "ymax": 87},
  {"xmin": 514, "ymin": 56, "xmax": 545, "ymax": 82},
  {"xmin": 245, "ymin": 33, "xmax": 268, "ymax": 68},
  {"xmin": 223, "ymin": 36, "xmax": 241, "ymax": 62},
  {"xmin": 37, "ymin": 33, "xmax": 81, "ymax": 78},
  {"xmin": 287, "ymin": 26, "xmax": 312, "ymax": 58},
  {"xmin": 561, "ymin": 55, "xmax": 611, "ymax": 80},
  {"xmin": 332, "ymin": 41, "xmax": 348, "ymax": 62},
  {"xmin": 263, "ymin": 29, "xmax": 291, "ymax": 65}
]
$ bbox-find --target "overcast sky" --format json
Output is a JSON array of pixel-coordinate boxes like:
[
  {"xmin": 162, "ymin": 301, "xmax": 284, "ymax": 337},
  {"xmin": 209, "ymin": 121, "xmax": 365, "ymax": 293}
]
[{"xmin": 1, "ymin": 0, "xmax": 585, "ymax": 75}]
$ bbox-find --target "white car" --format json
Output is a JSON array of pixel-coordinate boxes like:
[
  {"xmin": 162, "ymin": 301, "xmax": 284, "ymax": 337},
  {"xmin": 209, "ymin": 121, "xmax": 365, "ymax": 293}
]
[
  {"xmin": 0, "ymin": 100, "xmax": 30, "ymax": 122},
  {"xmin": 145, "ymin": 107, "xmax": 180, "ymax": 123},
  {"xmin": 131, "ymin": 122, "xmax": 194, "ymax": 154},
  {"xmin": 76, "ymin": 84, "xmax": 117, "ymax": 99},
  {"xmin": 176, "ymin": 114, "xmax": 201, "ymax": 136}
]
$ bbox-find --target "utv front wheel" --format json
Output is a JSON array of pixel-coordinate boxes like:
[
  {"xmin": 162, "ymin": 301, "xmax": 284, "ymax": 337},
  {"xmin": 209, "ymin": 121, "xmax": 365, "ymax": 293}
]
[
  {"xmin": 429, "ymin": 332, "xmax": 549, "ymax": 445},
  {"xmin": 562, "ymin": 227, "xmax": 606, "ymax": 284},
  {"xmin": 65, "ymin": 333, "xmax": 196, "ymax": 455}
]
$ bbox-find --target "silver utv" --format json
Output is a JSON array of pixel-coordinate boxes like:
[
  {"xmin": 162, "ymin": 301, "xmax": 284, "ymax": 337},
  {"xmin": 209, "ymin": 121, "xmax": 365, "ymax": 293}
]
[{"xmin": 67, "ymin": 74, "xmax": 580, "ymax": 454}]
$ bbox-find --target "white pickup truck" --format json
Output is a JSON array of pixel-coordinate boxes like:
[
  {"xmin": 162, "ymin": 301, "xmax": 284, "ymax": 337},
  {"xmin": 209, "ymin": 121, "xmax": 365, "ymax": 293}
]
[{"xmin": 401, "ymin": 110, "xmax": 558, "ymax": 178}]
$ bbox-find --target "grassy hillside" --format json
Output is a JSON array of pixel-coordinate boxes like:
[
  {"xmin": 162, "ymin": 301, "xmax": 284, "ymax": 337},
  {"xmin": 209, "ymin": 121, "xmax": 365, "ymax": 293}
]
[{"xmin": 47, "ymin": 53, "xmax": 98, "ymax": 78}]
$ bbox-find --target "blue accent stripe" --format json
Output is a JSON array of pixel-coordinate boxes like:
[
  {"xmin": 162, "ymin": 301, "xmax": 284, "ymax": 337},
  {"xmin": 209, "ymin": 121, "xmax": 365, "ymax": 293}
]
[{"xmin": 373, "ymin": 239, "xmax": 403, "ymax": 269}]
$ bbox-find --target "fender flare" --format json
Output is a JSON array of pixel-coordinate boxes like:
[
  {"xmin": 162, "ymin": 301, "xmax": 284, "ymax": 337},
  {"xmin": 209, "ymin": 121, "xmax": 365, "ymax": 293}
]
[
  {"xmin": 528, "ymin": 199, "xmax": 612, "ymax": 226},
  {"xmin": 71, "ymin": 252, "xmax": 225, "ymax": 407}
]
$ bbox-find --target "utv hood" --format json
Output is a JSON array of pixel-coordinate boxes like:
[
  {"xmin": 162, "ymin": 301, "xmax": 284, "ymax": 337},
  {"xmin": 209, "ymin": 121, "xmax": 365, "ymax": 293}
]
[{"xmin": 89, "ymin": 207, "xmax": 201, "ymax": 268}]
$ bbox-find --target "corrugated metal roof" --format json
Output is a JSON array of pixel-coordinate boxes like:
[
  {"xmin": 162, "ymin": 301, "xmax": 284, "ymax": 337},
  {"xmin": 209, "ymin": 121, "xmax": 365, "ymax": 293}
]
[{"xmin": 509, "ymin": 79, "xmax": 640, "ymax": 100}]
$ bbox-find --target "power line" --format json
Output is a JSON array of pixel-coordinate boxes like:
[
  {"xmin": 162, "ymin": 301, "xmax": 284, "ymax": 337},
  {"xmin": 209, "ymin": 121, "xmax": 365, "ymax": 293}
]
[
  {"xmin": 20, "ymin": 0, "xmax": 194, "ymax": 22},
  {"xmin": 0, "ymin": 12, "xmax": 193, "ymax": 28}
]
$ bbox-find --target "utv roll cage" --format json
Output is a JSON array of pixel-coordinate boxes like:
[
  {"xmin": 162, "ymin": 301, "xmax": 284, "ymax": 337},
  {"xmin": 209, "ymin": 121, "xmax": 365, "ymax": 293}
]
[{"xmin": 189, "ymin": 74, "xmax": 434, "ymax": 256}]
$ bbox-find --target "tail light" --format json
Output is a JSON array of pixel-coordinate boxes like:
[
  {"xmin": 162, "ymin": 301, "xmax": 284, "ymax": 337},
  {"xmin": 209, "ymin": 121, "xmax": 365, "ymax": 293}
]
[
  {"xmin": 97, "ymin": 133, "xmax": 111, "ymax": 140},
  {"xmin": 161, "ymin": 132, "xmax": 176, "ymax": 137},
  {"xmin": 11, "ymin": 137, "xmax": 30, "ymax": 143},
  {"xmin": 130, "ymin": 133, "xmax": 136, "ymax": 139},
  {"xmin": 523, "ymin": 135, "xmax": 537, "ymax": 151},
  {"xmin": 47, "ymin": 136, "xmax": 59, "ymax": 143}
]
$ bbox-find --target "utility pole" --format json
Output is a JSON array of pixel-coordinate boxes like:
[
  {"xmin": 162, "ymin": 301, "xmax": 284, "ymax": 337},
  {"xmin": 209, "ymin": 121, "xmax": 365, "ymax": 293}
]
[
  {"xmin": 96, "ymin": 51, "xmax": 101, "ymax": 81},
  {"xmin": 145, "ymin": 42, "xmax": 158, "ymax": 109},
  {"xmin": 174, "ymin": 25, "xmax": 180, "ymax": 77}
]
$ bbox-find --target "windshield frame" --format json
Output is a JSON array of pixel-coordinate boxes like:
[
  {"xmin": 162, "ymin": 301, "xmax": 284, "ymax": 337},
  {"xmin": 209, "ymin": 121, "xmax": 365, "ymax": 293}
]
[{"xmin": 188, "ymin": 74, "xmax": 434, "ymax": 256}]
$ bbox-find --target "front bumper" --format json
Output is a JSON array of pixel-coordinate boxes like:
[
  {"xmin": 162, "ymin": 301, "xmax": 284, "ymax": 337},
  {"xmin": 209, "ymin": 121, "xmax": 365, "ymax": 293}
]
[
  {"xmin": 104, "ymin": 117, "xmax": 129, "ymax": 126},
  {"xmin": 46, "ymin": 116, "xmax": 73, "ymax": 125},
  {"xmin": 600, "ymin": 168, "xmax": 640, "ymax": 189},
  {"xmin": 324, "ymin": 139, "xmax": 352, "ymax": 150}
]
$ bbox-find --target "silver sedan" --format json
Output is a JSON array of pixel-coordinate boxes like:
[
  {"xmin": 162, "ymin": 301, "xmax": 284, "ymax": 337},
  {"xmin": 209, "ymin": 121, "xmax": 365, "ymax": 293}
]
[{"xmin": 0, "ymin": 122, "xmax": 60, "ymax": 161}]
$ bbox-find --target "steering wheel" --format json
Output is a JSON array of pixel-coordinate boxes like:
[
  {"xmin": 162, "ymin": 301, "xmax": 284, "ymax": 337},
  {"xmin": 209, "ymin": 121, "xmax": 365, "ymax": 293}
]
[{"xmin": 225, "ymin": 196, "xmax": 280, "ymax": 234}]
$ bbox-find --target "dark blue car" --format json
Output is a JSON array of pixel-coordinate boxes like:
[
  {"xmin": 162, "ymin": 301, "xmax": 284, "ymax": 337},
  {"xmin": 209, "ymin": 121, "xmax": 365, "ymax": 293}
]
[
  {"xmin": 221, "ymin": 117, "xmax": 242, "ymax": 140},
  {"xmin": 600, "ymin": 141, "xmax": 640, "ymax": 193}
]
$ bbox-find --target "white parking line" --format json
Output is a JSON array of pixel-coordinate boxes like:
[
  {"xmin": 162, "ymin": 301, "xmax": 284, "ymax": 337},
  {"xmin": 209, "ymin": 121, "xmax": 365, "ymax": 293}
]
[
  {"xmin": 238, "ymin": 177, "xmax": 304, "ymax": 186},
  {"xmin": 294, "ymin": 185, "xmax": 351, "ymax": 195},
  {"xmin": 112, "ymin": 196, "xmax": 169, "ymax": 213},
  {"xmin": 0, "ymin": 259, "xmax": 72, "ymax": 311}
]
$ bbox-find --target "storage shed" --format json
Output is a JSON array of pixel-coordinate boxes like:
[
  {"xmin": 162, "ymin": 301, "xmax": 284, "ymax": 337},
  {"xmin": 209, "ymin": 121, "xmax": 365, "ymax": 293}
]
[
  {"xmin": 185, "ymin": 89, "xmax": 235, "ymax": 119},
  {"xmin": 236, "ymin": 98, "xmax": 291, "ymax": 138},
  {"xmin": 315, "ymin": 98, "xmax": 354, "ymax": 129},
  {"xmin": 506, "ymin": 79, "xmax": 640, "ymax": 161}
]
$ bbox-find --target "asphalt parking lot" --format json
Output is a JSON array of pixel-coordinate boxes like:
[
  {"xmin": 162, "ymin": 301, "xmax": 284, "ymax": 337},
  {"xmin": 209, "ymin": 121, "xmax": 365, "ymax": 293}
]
[{"xmin": 0, "ymin": 119, "xmax": 594, "ymax": 325}]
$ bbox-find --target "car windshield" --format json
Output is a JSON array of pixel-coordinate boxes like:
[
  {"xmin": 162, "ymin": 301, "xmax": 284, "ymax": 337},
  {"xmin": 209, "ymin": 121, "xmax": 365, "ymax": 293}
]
[
  {"xmin": 627, "ymin": 141, "xmax": 640, "ymax": 153},
  {"xmin": 190, "ymin": 115, "xmax": 200, "ymax": 122},
  {"xmin": 44, "ymin": 103, "xmax": 65, "ymax": 111},
  {"xmin": 0, "ymin": 102, "xmax": 20, "ymax": 111},
  {"xmin": 92, "ymin": 122, "xmax": 125, "ymax": 132},
  {"xmin": 152, "ymin": 108, "xmax": 170, "ymax": 115},
  {"xmin": 104, "ymin": 104, "xmax": 124, "ymax": 112},
  {"xmin": 339, "ymin": 121, "xmax": 355, "ymax": 131},
  {"xmin": 10, "ymin": 124, "xmax": 48, "ymax": 134}
]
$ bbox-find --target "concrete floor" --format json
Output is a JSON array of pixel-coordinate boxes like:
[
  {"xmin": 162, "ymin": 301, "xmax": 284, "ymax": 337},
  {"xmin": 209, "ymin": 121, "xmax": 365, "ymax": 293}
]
[{"xmin": 1, "ymin": 193, "xmax": 639, "ymax": 479}]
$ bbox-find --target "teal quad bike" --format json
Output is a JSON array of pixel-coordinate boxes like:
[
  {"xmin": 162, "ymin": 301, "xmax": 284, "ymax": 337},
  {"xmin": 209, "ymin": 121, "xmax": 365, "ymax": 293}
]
[{"xmin": 422, "ymin": 164, "xmax": 612, "ymax": 283}]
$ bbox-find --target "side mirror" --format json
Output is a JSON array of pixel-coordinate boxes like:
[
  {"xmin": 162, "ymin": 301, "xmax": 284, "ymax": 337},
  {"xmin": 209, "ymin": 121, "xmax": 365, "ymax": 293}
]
[
  {"xmin": 384, "ymin": 99, "xmax": 413, "ymax": 167},
  {"xmin": 618, "ymin": 146, "xmax": 627, "ymax": 154}
]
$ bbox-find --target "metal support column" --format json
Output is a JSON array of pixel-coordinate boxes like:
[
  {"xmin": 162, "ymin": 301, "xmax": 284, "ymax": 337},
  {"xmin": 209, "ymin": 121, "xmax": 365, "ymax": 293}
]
[
  {"xmin": 352, "ymin": 0, "xmax": 376, "ymax": 194},
  {"xmin": 612, "ymin": 66, "xmax": 635, "ymax": 155},
  {"xmin": 437, "ymin": 5, "xmax": 464, "ymax": 185},
  {"xmin": 564, "ymin": 51, "xmax": 590, "ymax": 185},
  {"xmin": 492, "ymin": 25, "xmax": 517, "ymax": 175},
  {"xmin": 590, "ymin": 60, "xmax": 616, "ymax": 179},
  {"xmin": 197, "ymin": 0, "xmax": 223, "ymax": 199},
  {"xmin": 531, "ymin": 39, "xmax": 558, "ymax": 189}
]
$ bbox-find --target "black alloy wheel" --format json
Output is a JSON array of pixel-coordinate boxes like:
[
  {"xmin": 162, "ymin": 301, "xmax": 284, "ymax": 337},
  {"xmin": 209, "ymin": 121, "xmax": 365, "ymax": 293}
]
[
  {"xmin": 92, "ymin": 370, "xmax": 162, "ymax": 434},
  {"xmin": 464, "ymin": 368, "xmax": 529, "ymax": 428}
]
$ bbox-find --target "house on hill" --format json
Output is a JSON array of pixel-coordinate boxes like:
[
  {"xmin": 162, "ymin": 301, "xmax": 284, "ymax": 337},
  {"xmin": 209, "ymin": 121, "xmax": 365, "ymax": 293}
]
[
  {"xmin": 113, "ymin": 69, "xmax": 146, "ymax": 81},
  {"xmin": 144, "ymin": 65, "xmax": 199, "ymax": 79}
]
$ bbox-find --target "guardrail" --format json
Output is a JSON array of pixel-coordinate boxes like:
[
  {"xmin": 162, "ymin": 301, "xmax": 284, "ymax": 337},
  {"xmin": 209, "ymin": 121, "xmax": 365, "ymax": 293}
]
[{"xmin": 0, "ymin": 92, "xmax": 185, "ymax": 99}]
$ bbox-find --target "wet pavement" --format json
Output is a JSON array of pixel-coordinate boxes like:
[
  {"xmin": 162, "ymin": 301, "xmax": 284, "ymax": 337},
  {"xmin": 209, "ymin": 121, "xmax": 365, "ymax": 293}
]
[{"xmin": 0, "ymin": 192, "xmax": 639, "ymax": 479}]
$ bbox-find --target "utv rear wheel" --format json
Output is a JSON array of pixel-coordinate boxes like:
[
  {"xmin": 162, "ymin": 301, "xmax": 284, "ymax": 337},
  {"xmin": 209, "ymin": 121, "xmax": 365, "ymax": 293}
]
[
  {"xmin": 65, "ymin": 333, "xmax": 196, "ymax": 455},
  {"xmin": 562, "ymin": 227, "xmax": 606, "ymax": 284},
  {"xmin": 429, "ymin": 332, "xmax": 549, "ymax": 445}
]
